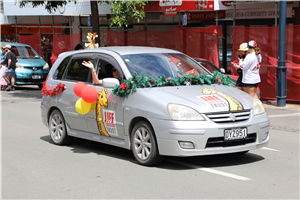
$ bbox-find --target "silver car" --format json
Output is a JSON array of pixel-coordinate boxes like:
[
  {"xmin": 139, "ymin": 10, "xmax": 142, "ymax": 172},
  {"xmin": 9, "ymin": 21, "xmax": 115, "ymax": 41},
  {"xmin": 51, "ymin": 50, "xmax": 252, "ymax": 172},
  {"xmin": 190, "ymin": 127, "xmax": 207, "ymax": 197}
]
[{"xmin": 41, "ymin": 46, "xmax": 269, "ymax": 166}]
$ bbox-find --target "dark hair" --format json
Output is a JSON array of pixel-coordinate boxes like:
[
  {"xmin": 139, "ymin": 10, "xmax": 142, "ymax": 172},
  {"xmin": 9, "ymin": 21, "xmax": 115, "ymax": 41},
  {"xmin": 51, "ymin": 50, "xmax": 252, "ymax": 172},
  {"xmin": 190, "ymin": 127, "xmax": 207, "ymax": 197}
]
[
  {"xmin": 74, "ymin": 43, "xmax": 84, "ymax": 50},
  {"xmin": 105, "ymin": 64, "xmax": 114, "ymax": 77},
  {"xmin": 254, "ymin": 46, "xmax": 261, "ymax": 55},
  {"xmin": 104, "ymin": 42, "xmax": 110, "ymax": 47}
]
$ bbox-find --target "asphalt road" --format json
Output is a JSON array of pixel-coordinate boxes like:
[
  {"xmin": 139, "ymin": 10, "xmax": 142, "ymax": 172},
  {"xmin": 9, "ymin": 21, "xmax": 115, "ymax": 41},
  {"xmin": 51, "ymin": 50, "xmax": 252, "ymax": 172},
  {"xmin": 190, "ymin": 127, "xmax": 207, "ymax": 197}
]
[{"xmin": 1, "ymin": 86, "xmax": 299, "ymax": 199}]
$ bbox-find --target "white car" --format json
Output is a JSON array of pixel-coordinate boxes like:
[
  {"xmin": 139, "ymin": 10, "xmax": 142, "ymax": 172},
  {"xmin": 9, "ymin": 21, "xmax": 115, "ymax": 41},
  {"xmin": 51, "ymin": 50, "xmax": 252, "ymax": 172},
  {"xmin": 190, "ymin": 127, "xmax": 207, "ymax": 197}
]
[{"xmin": 41, "ymin": 46, "xmax": 269, "ymax": 166}]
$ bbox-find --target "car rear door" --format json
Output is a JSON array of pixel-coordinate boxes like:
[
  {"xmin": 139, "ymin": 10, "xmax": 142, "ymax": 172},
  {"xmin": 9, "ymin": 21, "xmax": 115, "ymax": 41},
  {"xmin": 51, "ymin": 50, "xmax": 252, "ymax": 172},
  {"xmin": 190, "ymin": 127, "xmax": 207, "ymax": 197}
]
[{"xmin": 58, "ymin": 53, "xmax": 96, "ymax": 132}]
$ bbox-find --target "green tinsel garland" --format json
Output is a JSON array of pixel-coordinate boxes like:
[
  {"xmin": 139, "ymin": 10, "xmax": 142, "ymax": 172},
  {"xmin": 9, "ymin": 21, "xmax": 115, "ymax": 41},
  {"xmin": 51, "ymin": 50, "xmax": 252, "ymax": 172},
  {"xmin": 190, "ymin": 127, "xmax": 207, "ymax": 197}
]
[{"xmin": 113, "ymin": 71, "xmax": 235, "ymax": 97}]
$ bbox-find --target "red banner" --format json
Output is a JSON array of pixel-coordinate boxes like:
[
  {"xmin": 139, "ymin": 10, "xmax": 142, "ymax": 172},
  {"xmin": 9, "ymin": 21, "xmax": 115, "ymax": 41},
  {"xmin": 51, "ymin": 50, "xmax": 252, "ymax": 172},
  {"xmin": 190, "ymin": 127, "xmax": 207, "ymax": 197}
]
[
  {"xmin": 107, "ymin": 26, "xmax": 223, "ymax": 68},
  {"xmin": 232, "ymin": 25, "xmax": 300, "ymax": 102}
]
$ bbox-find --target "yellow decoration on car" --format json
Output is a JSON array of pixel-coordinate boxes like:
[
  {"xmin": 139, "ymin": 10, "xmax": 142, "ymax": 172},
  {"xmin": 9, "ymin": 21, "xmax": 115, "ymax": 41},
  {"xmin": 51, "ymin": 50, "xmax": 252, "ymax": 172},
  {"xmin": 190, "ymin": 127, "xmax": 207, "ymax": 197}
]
[
  {"xmin": 96, "ymin": 89, "xmax": 110, "ymax": 136},
  {"xmin": 201, "ymin": 88, "xmax": 243, "ymax": 111},
  {"xmin": 85, "ymin": 32, "xmax": 99, "ymax": 49}
]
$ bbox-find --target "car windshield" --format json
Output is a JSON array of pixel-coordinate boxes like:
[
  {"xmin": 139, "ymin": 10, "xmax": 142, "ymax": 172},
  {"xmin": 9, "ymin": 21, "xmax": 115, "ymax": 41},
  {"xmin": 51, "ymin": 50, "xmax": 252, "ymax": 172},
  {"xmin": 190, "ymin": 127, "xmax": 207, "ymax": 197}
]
[
  {"xmin": 11, "ymin": 46, "xmax": 40, "ymax": 59},
  {"xmin": 121, "ymin": 53, "xmax": 210, "ymax": 78}
]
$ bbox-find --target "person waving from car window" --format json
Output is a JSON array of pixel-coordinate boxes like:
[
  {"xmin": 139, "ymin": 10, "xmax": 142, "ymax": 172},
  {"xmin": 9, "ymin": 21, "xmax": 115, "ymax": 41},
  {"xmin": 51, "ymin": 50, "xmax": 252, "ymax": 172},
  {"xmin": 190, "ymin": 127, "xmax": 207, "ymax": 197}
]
[{"xmin": 82, "ymin": 61, "xmax": 121, "ymax": 85}]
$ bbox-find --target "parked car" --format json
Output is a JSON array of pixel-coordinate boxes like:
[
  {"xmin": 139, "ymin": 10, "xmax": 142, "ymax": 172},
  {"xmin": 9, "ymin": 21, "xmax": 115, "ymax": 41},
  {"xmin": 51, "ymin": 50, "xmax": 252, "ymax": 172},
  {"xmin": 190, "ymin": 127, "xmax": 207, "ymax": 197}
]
[
  {"xmin": 0, "ymin": 42, "xmax": 49, "ymax": 89},
  {"xmin": 41, "ymin": 47, "xmax": 269, "ymax": 166},
  {"xmin": 193, "ymin": 57, "xmax": 260, "ymax": 99}
]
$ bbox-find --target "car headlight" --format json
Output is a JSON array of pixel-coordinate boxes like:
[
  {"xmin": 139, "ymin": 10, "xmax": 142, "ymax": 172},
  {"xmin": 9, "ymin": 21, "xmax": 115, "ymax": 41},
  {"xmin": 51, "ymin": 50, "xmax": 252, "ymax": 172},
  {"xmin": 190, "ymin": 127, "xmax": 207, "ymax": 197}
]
[
  {"xmin": 16, "ymin": 63, "xmax": 24, "ymax": 68},
  {"xmin": 43, "ymin": 63, "xmax": 49, "ymax": 69},
  {"xmin": 253, "ymin": 98, "xmax": 265, "ymax": 116},
  {"xmin": 167, "ymin": 103, "xmax": 205, "ymax": 121}
]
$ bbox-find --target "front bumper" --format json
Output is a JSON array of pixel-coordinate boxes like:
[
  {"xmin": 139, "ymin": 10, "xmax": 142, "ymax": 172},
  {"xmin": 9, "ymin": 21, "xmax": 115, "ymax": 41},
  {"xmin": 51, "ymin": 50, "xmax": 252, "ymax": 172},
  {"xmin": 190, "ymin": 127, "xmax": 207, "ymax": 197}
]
[{"xmin": 151, "ymin": 111, "xmax": 269, "ymax": 156}]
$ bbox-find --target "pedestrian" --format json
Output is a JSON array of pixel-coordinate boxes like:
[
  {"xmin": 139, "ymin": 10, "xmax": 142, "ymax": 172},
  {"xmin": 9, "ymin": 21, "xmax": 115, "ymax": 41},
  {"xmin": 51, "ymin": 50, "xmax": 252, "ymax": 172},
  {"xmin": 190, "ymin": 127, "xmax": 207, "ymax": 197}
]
[
  {"xmin": 233, "ymin": 40, "xmax": 261, "ymax": 99},
  {"xmin": 2, "ymin": 44, "xmax": 17, "ymax": 91},
  {"xmin": 0, "ymin": 44, "xmax": 8, "ymax": 90},
  {"xmin": 74, "ymin": 43, "xmax": 84, "ymax": 50},
  {"xmin": 232, "ymin": 43, "xmax": 248, "ymax": 91}
]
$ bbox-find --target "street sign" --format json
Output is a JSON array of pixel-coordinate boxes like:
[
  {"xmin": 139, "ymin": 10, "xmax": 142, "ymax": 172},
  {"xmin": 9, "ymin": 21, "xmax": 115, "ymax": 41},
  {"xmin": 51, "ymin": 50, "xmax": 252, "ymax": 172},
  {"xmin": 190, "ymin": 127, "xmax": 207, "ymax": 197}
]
[
  {"xmin": 183, "ymin": 13, "xmax": 187, "ymax": 26},
  {"xmin": 88, "ymin": 17, "xmax": 91, "ymax": 26}
]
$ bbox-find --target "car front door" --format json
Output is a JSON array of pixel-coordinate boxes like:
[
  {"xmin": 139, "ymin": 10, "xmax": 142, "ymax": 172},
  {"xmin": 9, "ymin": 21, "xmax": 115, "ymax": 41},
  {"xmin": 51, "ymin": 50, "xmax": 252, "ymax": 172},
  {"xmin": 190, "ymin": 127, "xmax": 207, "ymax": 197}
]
[{"xmin": 85, "ymin": 54, "xmax": 126, "ymax": 141}]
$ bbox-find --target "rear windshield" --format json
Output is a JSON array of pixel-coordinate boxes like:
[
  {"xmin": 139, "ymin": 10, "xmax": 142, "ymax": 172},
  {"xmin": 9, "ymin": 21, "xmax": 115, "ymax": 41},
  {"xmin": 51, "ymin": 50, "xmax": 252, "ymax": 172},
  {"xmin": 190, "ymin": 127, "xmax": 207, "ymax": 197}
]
[
  {"xmin": 11, "ymin": 46, "xmax": 40, "ymax": 59},
  {"xmin": 121, "ymin": 53, "xmax": 210, "ymax": 78}
]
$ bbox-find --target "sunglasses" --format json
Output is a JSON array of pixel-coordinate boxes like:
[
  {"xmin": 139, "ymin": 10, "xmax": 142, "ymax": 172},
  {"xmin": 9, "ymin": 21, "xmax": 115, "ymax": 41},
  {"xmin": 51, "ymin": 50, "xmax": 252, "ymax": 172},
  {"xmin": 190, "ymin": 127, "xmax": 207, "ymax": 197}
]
[{"xmin": 112, "ymin": 69, "xmax": 117, "ymax": 72}]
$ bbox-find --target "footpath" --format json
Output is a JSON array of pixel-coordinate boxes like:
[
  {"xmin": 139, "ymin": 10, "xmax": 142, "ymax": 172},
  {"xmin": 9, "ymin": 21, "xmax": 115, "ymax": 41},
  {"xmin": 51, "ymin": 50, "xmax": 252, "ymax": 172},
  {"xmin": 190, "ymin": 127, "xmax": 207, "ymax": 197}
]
[
  {"xmin": 262, "ymin": 100, "xmax": 300, "ymax": 111},
  {"xmin": 261, "ymin": 100, "xmax": 300, "ymax": 134}
]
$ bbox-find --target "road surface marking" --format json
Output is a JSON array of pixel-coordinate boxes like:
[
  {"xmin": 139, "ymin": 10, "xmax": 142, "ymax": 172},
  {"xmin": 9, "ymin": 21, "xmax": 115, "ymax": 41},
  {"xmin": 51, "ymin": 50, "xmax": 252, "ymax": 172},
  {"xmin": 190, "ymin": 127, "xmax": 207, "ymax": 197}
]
[
  {"xmin": 268, "ymin": 113, "xmax": 300, "ymax": 118},
  {"xmin": 168, "ymin": 160, "xmax": 250, "ymax": 181},
  {"xmin": 261, "ymin": 147, "xmax": 281, "ymax": 152}
]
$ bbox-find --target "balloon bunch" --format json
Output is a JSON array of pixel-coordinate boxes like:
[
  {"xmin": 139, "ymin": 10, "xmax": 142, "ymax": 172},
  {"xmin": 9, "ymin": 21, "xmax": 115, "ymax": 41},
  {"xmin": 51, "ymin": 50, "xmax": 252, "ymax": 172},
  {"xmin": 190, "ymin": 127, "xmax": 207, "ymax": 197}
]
[{"xmin": 73, "ymin": 82, "xmax": 98, "ymax": 114}]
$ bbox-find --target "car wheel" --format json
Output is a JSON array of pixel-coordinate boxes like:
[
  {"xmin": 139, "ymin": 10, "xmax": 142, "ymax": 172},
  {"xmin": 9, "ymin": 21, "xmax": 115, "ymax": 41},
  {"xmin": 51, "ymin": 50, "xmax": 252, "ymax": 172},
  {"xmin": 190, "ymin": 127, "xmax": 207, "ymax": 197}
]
[
  {"xmin": 49, "ymin": 109, "xmax": 72, "ymax": 145},
  {"xmin": 131, "ymin": 121, "xmax": 163, "ymax": 166},
  {"xmin": 38, "ymin": 84, "xmax": 43, "ymax": 90}
]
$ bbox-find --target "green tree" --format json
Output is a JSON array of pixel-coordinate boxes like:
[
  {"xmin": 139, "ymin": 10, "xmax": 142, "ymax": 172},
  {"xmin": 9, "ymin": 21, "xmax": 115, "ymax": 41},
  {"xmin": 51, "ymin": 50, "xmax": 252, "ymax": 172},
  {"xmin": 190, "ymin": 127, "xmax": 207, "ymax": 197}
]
[{"xmin": 18, "ymin": 0, "xmax": 150, "ymax": 45}]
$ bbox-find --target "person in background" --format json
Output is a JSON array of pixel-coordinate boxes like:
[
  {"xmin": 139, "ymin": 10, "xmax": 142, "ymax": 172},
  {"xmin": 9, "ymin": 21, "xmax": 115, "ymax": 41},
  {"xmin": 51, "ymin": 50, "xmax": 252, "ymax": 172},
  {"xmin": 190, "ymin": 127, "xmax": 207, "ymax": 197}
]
[
  {"xmin": 232, "ymin": 43, "xmax": 248, "ymax": 91},
  {"xmin": 104, "ymin": 42, "xmax": 110, "ymax": 47},
  {"xmin": 74, "ymin": 43, "xmax": 84, "ymax": 50},
  {"xmin": 2, "ymin": 45, "xmax": 17, "ymax": 91},
  {"xmin": 0, "ymin": 44, "xmax": 8, "ymax": 90},
  {"xmin": 82, "ymin": 61, "xmax": 121, "ymax": 85},
  {"xmin": 233, "ymin": 40, "xmax": 261, "ymax": 99}
]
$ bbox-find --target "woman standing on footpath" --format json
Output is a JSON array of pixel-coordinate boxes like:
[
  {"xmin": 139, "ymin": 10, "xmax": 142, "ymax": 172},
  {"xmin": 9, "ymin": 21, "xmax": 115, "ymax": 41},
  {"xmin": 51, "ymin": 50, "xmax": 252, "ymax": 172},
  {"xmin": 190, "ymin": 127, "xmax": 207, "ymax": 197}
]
[
  {"xmin": 233, "ymin": 43, "xmax": 248, "ymax": 91},
  {"xmin": 0, "ymin": 44, "xmax": 8, "ymax": 90},
  {"xmin": 232, "ymin": 40, "xmax": 261, "ymax": 99}
]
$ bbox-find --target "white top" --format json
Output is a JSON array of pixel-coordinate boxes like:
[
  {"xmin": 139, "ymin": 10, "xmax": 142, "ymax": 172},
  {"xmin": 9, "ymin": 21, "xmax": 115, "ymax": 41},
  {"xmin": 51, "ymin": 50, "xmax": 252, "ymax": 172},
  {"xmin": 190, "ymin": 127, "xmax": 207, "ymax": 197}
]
[
  {"xmin": 238, "ymin": 59, "xmax": 244, "ymax": 67},
  {"xmin": 241, "ymin": 52, "xmax": 261, "ymax": 84}
]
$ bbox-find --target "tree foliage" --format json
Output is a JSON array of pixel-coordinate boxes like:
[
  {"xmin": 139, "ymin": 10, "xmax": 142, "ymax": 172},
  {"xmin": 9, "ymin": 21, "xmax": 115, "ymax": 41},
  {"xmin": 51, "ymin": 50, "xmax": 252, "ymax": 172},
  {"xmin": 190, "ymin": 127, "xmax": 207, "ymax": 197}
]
[{"xmin": 18, "ymin": 0, "xmax": 150, "ymax": 28}]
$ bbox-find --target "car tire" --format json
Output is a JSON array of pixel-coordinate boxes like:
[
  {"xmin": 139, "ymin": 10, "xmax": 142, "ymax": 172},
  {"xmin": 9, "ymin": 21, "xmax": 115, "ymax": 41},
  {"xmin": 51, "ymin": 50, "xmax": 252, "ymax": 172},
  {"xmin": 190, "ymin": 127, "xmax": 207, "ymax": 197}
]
[
  {"xmin": 49, "ymin": 109, "xmax": 72, "ymax": 145},
  {"xmin": 38, "ymin": 84, "xmax": 43, "ymax": 90},
  {"xmin": 131, "ymin": 120, "xmax": 163, "ymax": 166}
]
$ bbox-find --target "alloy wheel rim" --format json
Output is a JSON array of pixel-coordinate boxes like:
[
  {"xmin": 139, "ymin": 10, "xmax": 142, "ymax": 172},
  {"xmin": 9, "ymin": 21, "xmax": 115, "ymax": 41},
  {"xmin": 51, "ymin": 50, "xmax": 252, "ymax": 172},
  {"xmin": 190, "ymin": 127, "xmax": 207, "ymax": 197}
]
[
  {"xmin": 133, "ymin": 127, "xmax": 152, "ymax": 160},
  {"xmin": 50, "ymin": 114, "xmax": 64, "ymax": 141}
]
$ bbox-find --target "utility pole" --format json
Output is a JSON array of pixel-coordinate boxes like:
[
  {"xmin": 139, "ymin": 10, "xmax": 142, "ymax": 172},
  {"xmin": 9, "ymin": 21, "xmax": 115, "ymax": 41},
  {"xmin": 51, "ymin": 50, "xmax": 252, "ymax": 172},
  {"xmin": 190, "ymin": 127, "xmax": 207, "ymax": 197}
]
[{"xmin": 276, "ymin": 1, "xmax": 287, "ymax": 107}]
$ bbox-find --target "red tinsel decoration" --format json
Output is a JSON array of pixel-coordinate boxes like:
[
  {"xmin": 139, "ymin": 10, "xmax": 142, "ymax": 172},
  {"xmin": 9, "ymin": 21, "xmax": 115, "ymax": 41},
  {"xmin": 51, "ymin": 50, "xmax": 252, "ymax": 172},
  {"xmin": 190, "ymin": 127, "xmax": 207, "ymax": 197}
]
[{"xmin": 41, "ymin": 82, "xmax": 66, "ymax": 97}]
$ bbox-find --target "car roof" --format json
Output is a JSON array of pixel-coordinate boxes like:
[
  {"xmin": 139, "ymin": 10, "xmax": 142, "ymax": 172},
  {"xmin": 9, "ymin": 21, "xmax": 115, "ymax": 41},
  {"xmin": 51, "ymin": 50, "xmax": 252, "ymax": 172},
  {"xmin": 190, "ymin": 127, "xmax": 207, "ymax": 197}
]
[
  {"xmin": 0, "ymin": 42, "xmax": 31, "ymax": 47},
  {"xmin": 74, "ymin": 46, "xmax": 182, "ymax": 56}
]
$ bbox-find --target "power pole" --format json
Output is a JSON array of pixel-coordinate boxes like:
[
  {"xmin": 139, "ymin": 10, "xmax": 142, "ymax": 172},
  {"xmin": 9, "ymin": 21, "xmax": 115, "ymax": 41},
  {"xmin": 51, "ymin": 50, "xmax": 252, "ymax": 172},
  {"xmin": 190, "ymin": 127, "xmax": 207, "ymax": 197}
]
[
  {"xmin": 276, "ymin": 1, "xmax": 287, "ymax": 107},
  {"xmin": 91, "ymin": 1, "xmax": 100, "ymax": 46}
]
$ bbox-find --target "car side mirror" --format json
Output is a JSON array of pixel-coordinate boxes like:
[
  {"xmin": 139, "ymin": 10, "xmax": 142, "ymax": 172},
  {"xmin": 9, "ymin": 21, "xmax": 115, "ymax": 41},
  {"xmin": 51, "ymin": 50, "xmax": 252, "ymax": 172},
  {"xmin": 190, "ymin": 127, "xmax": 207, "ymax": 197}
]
[
  {"xmin": 102, "ymin": 78, "xmax": 120, "ymax": 88},
  {"xmin": 220, "ymin": 68, "xmax": 225, "ymax": 74}
]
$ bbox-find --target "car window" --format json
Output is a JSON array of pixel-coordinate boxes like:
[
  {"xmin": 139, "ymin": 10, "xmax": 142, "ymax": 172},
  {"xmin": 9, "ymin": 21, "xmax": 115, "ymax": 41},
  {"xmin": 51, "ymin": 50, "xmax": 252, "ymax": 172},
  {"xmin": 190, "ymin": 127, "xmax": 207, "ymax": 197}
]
[
  {"xmin": 97, "ymin": 60, "xmax": 117, "ymax": 79},
  {"xmin": 96, "ymin": 54, "xmax": 124, "ymax": 82},
  {"xmin": 63, "ymin": 57, "xmax": 95, "ymax": 83},
  {"xmin": 199, "ymin": 62, "xmax": 219, "ymax": 73},
  {"xmin": 53, "ymin": 55, "xmax": 72, "ymax": 80},
  {"xmin": 11, "ymin": 46, "xmax": 40, "ymax": 59},
  {"xmin": 121, "ymin": 53, "xmax": 210, "ymax": 78}
]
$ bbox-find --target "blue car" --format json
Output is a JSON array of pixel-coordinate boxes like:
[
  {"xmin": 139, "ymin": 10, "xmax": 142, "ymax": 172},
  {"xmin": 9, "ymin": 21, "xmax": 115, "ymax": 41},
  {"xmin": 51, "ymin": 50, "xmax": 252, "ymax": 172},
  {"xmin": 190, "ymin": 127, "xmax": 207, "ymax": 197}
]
[{"xmin": 1, "ymin": 42, "xmax": 49, "ymax": 89}]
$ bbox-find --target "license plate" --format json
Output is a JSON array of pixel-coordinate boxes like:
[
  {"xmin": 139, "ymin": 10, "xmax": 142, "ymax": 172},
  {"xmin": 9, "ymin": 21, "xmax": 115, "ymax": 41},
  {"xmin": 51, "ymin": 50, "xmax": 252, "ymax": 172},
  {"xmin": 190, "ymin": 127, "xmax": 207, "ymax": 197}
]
[
  {"xmin": 224, "ymin": 128, "xmax": 247, "ymax": 141},
  {"xmin": 32, "ymin": 75, "xmax": 41, "ymax": 79}
]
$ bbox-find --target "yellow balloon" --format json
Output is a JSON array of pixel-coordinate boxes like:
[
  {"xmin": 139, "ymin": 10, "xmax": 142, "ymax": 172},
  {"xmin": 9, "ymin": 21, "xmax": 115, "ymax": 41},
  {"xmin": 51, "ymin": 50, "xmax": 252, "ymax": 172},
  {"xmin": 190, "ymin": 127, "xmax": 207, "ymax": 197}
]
[{"xmin": 75, "ymin": 98, "xmax": 91, "ymax": 115}]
